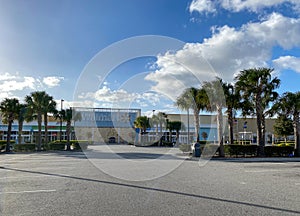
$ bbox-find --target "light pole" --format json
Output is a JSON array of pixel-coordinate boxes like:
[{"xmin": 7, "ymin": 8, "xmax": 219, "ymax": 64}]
[
  {"xmin": 187, "ymin": 109, "xmax": 190, "ymax": 144},
  {"xmin": 60, "ymin": 99, "xmax": 64, "ymax": 142}
]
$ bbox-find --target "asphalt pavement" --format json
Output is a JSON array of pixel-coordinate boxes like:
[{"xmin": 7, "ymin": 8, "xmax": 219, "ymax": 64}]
[{"xmin": 0, "ymin": 145, "xmax": 300, "ymax": 216}]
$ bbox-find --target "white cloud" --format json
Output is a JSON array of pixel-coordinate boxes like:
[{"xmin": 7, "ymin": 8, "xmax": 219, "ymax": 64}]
[
  {"xmin": 273, "ymin": 56, "xmax": 300, "ymax": 73},
  {"xmin": 78, "ymin": 86, "xmax": 167, "ymax": 109},
  {"xmin": 0, "ymin": 75, "xmax": 36, "ymax": 92},
  {"xmin": 0, "ymin": 72, "xmax": 17, "ymax": 81},
  {"xmin": 189, "ymin": 0, "xmax": 217, "ymax": 14},
  {"xmin": 189, "ymin": 0, "xmax": 300, "ymax": 14},
  {"xmin": 145, "ymin": 13, "xmax": 300, "ymax": 97},
  {"xmin": 43, "ymin": 76, "xmax": 64, "ymax": 88}
]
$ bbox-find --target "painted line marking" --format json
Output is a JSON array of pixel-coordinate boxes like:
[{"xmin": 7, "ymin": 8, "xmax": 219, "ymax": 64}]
[
  {"xmin": 0, "ymin": 189, "xmax": 56, "ymax": 194},
  {"xmin": 244, "ymin": 169, "xmax": 287, "ymax": 173}
]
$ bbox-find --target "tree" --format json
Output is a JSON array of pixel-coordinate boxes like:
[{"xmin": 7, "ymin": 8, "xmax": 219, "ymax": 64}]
[
  {"xmin": 72, "ymin": 110, "xmax": 82, "ymax": 140},
  {"xmin": 202, "ymin": 78, "xmax": 226, "ymax": 157},
  {"xmin": 149, "ymin": 112, "xmax": 166, "ymax": 146},
  {"xmin": 0, "ymin": 98, "xmax": 20, "ymax": 152},
  {"xmin": 58, "ymin": 108, "xmax": 73, "ymax": 150},
  {"xmin": 273, "ymin": 114, "xmax": 293, "ymax": 143},
  {"xmin": 42, "ymin": 95, "xmax": 57, "ymax": 145},
  {"xmin": 167, "ymin": 121, "xmax": 184, "ymax": 146},
  {"xmin": 222, "ymin": 82, "xmax": 240, "ymax": 144},
  {"xmin": 201, "ymin": 131, "xmax": 208, "ymax": 141},
  {"xmin": 176, "ymin": 87, "xmax": 209, "ymax": 142},
  {"xmin": 272, "ymin": 92, "xmax": 300, "ymax": 156},
  {"xmin": 25, "ymin": 91, "xmax": 56, "ymax": 151},
  {"xmin": 235, "ymin": 68, "xmax": 280, "ymax": 156},
  {"xmin": 17, "ymin": 103, "xmax": 27, "ymax": 144},
  {"xmin": 134, "ymin": 116, "xmax": 150, "ymax": 143}
]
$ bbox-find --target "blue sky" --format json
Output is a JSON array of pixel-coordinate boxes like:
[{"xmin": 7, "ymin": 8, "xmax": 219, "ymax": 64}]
[{"xmin": 0, "ymin": 0, "xmax": 300, "ymax": 116}]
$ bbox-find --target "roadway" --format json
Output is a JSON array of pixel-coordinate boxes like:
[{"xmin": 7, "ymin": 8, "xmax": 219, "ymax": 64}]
[{"xmin": 0, "ymin": 145, "xmax": 300, "ymax": 216}]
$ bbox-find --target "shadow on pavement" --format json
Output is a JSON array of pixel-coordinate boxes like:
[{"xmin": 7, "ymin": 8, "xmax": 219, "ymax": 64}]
[{"xmin": 0, "ymin": 166, "xmax": 299, "ymax": 215}]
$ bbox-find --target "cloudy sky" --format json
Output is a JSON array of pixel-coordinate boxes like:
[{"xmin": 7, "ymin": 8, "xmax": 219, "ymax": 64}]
[{"xmin": 0, "ymin": 0, "xmax": 300, "ymax": 115}]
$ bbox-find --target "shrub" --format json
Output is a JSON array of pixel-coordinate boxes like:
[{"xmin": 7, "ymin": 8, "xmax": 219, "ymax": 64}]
[
  {"xmin": 264, "ymin": 146, "xmax": 294, "ymax": 157},
  {"xmin": 47, "ymin": 142, "xmax": 66, "ymax": 151},
  {"xmin": 225, "ymin": 144, "xmax": 258, "ymax": 157},
  {"xmin": 13, "ymin": 144, "xmax": 36, "ymax": 152}
]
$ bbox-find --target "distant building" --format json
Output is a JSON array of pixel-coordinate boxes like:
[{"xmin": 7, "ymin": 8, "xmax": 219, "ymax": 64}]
[{"xmin": 0, "ymin": 107, "xmax": 278, "ymax": 145}]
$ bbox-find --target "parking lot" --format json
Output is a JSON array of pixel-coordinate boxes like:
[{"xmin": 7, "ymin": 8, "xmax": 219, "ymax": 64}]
[{"xmin": 1, "ymin": 145, "xmax": 300, "ymax": 216}]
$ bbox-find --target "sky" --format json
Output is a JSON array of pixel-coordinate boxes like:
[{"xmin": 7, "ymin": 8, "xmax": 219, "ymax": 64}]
[{"xmin": 1, "ymin": 0, "xmax": 300, "ymax": 116}]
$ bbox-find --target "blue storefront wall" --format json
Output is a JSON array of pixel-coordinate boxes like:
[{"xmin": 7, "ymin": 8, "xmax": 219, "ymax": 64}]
[{"xmin": 199, "ymin": 127, "xmax": 218, "ymax": 141}]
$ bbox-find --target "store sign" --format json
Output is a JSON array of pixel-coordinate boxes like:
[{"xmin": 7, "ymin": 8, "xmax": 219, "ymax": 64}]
[{"xmin": 76, "ymin": 111, "xmax": 138, "ymax": 128}]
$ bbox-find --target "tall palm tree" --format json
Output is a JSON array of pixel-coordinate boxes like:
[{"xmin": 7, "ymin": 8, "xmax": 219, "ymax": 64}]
[
  {"xmin": 272, "ymin": 92, "xmax": 300, "ymax": 156},
  {"xmin": 134, "ymin": 116, "xmax": 150, "ymax": 143},
  {"xmin": 202, "ymin": 78, "xmax": 226, "ymax": 157},
  {"xmin": 72, "ymin": 109, "xmax": 82, "ymax": 140},
  {"xmin": 42, "ymin": 95, "xmax": 57, "ymax": 145},
  {"xmin": 222, "ymin": 82, "xmax": 240, "ymax": 144},
  {"xmin": 58, "ymin": 108, "xmax": 73, "ymax": 150},
  {"xmin": 235, "ymin": 68, "xmax": 280, "ymax": 156},
  {"xmin": 0, "ymin": 98, "xmax": 20, "ymax": 152},
  {"xmin": 25, "ymin": 91, "xmax": 55, "ymax": 151},
  {"xmin": 176, "ymin": 87, "xmax": 208, "ymax": 142},
  {"xmin": 17, "ymin": 103, "xmax": 27, "ymax": 144},
  {"xmin": 168, "ymin": 121, "xmax": 184, "ymax": 146}
]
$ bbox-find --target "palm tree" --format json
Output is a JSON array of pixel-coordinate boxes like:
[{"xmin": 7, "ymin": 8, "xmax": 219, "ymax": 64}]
[
  {"xmin": 235, "ymin": 68, "xmax": 280, "ymax": 156},
  {"xmin": 176, "ymin": 87, "xmax": 209, "ymax": 142},
  {"xmin": 25, "ymin": 91, "xmax": 56, "ymax": 151},
  {"xmin": 72, "ymin": 109, "xmax": 82, "ymax": 140},
  {"xmin": 222, "ymin": 82, "xmax": 240, "ymax": 144},
  {"xmin": 0, "ymin": 98, "xmax": 20, "ymax": 152},
  {"xmin": 168, "ymin": 121, "xmax": 184, "ymax": 146},
  {"xmin": 42, "ymin": 95, "xmax": 57, "ymax": 145},
  {"xmin": 202, "ymin": 78, "xmax": 226, "ymax": 157},
  {"xmin": 134, "ymin": 116, "xmax": 150, "ymax": 143},
  {"xmin": 272, "ymin": 92, "xmax": 300, "ymax": 156},
  {"xmin": 59, "ymin": 108, "xmax": 73, "ymax": 150},
  {"xmin": 17, "ymin": 103, "xmax": 27, "ymax": 144}
]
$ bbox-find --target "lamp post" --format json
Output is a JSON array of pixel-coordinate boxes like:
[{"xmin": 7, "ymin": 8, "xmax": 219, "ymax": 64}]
[
  {"xmin": 187, "ymin": 109, "xmax": 190, "ymax": 144},
  {"xmin": 60, "ymin": 99, "xmax": 64, "ymax": 142}
]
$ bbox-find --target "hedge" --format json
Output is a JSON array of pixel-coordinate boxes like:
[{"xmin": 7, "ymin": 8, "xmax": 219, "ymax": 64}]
[
  {"xmin": 47, "ymin": 142, "xmax": 66, "ymax": 151},
  {"xmin": 13, "ymin": 144, "xmax": 36, "ymax": 152},
  {"xmin": 264, "ymin": 146, "xmax": 294, "ymax": 157},
  {"xmin": 47, "ymin": 140, "xmax": 90, "ymax": 151},
  {"xmin": 0, "ymin": 140, "xmax": 16, "ymax": 145},
  {"xmin": 225, "ymin": 144, "xmax": 258, "ymax": 157}
]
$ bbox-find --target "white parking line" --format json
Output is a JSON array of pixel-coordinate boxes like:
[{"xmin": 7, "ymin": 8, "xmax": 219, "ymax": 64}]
[
  {"xmin": 0, "ymin": 189, "xmax": 56, "ymax": 194},
  {"xmin": 244, "ymin": 169, "xmax": 286, "ymax": 173}
]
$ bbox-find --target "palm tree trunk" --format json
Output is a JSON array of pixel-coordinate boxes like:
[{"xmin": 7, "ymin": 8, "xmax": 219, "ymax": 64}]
[
  {"xmin": 256, "ymin": 99, "xmax": 265, "ymax": 156},
  {"xmin": 6, "ymin": 120, "xmax": 12, "ymax": 152},
  {"xmin": 293, "ymin": 112, "xmax": 300, "ymax": 157},
  {"xmin": 18, "ymin": 120, "xmax": 24, "ymax": 144},
  {"xmin": 66, "ymin": 121, "xmax": 71, "ymax": 151},
  {"xmin": 217, "ymin": 106, "xmax": 225, "ymax": 157},
  {"xmin": 37, "ymin": 113, "xmax": 42, "ymax": 151},
  {"xmin": 194, "ymin": 110, "xmax": 200, "ymax": 142},
  {"xmin": 159, "ymin": 122, "xmax": 162, "ymax": 146},
  {"xmin": 262, "ymin": 115, "xmax": 266, "ymax": 146},
  {"xmin": 228, "ymin": 108, "xmax": 234, "ymax": 144},
  {"xmin": 176, "ymin": 130, "xmax": 179, "ymax": 147},
  {"xmin": 44, "ymin": 114, "xmax": 48, "ymax": 146}
]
